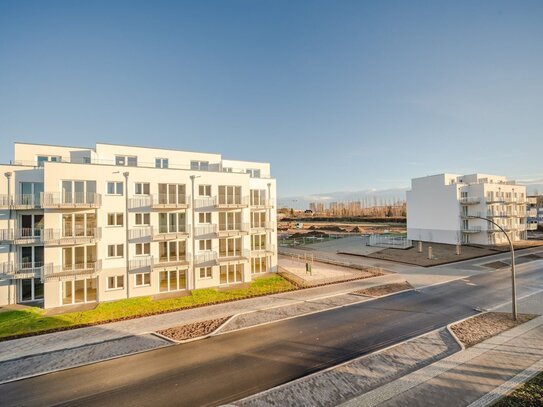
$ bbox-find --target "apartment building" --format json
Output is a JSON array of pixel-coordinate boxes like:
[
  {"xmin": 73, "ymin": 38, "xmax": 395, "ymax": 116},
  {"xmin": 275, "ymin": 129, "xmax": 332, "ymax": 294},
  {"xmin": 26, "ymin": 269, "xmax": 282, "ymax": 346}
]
[
  {"xmin": 407, "ymin": 173, "xmax": 527, "ymax": 246},
  {"xmin": 0, "ymin": 142, "xmax": 277, "ymax": 308}
]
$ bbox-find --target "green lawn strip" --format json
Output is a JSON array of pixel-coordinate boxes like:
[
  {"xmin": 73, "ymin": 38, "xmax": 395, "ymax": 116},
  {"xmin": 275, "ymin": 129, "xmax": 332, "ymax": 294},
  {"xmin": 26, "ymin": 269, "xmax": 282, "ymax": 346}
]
[
  {"xmin": 493, "ymin": 370, "xmax": 543, "ymax": 406},
  {"xmin": 0, "ymin": 275, "xmax": 294, "ymax": 340}
]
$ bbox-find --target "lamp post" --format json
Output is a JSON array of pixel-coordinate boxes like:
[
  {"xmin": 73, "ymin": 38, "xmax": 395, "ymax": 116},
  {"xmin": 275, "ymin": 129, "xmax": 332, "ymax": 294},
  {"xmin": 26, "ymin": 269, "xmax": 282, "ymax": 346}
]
[
  {"xmin": 5, "ymin": 172, "xmax": 12, "ymax": 304},
  {"xmin": 123, "ymin": 172, "xmax": 130, "ymax": 299},
  {"xmin": 470, "ymin": 215, "xmax": 517, "ymax": 320},
  {"xmin": 190, "ymin": 175, "xmax": 201, "ymax": 290}
]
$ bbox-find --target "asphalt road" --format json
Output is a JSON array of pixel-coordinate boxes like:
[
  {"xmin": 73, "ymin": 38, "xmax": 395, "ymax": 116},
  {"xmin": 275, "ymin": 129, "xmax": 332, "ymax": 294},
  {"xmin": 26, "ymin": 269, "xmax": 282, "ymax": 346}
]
[{"xmin": 3, "ymin": 262, "xmax": 543, "ymax": 407}]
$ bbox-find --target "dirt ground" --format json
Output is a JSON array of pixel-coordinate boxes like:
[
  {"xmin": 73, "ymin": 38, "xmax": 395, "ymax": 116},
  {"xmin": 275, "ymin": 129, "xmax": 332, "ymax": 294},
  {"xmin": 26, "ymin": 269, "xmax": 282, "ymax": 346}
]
[
  {"xmin": 156, "ymin": 317, "xmax": 230, "ymax": 341},
  {"xmin": 363, "ymin": 242, "xmax": 501, "ymax": 267},
  {"xmin": 353, "ymin": 281, "xmax": 413, "ymax": 297},
  {"xmin": 450, "ymin": 312, "xmax": 537, "ymax": 348}
]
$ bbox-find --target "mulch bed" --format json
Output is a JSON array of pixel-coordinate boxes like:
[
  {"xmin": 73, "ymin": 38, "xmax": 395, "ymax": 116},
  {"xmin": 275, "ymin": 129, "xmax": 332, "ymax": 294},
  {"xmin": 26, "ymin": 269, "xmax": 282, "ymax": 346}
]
[
  {"xmin": 450, "ymin": 312, "xmax": 537, "ymax": 348},
  {"xmin": 353, "ymin": 281, "xmax": 413, "ymax": 297},
  {"xmin": 156, "ymin": 317, "xmax": 230, "ymax": 341}
]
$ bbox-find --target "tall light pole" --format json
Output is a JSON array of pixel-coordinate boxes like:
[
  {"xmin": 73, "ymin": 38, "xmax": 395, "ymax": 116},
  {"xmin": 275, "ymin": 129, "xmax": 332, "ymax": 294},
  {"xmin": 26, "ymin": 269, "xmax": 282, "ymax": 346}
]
[
  {"xmin": 190, "ymin": 175, "xmax": 200, "ymax": 290},
  {"xmin": 470, "ymin": 215, "xmax": 517, "ymax": 320},
  {"xmin": 5, "ymin": 172, "xmax": 12, "ymax": 304},
  {"xmin": 123, "ymin": 172, "xmax": 130, "ymax": 299}
]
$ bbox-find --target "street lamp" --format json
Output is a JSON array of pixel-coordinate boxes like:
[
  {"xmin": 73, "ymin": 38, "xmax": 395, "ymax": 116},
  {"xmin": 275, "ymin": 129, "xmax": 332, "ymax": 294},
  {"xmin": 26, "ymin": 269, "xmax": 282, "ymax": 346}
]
[
  {"xmin": 470, "ymin": 215, "xmax": 517, "ymax": 320},
  {"xmin": 190, "ymin": 175, "xmax": 201, "ymax": 290}
]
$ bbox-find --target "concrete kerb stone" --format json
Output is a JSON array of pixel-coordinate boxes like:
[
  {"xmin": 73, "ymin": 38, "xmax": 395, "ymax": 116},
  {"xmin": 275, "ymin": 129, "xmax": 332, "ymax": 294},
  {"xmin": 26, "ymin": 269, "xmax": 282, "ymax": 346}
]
[{"xmin": 154, "ymin": 315, "xmax": 237, "ymax": 344}]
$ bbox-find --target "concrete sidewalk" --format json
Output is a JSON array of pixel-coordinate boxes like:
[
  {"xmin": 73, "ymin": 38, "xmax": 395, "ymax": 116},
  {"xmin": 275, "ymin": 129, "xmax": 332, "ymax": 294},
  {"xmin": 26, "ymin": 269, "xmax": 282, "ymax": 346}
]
[{"xmin": 341, "ymin": 290, "xmax": 543, "ymax": 407}]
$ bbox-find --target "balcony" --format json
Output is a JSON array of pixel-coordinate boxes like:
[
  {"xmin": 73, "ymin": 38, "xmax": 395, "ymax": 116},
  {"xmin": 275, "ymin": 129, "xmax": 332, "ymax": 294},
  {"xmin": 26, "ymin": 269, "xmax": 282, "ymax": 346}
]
[
  {"xmin": 487, "ymin": 212, "xmax": 508, "ymax": 218},
  {"xmin": 151, "ymin": 255, "xmax": 190, "ymax": 270},
  {"xmin": 0, "ymin": 194, "xmax": 42, "ymax": 210},
  {"xmin": 461, "ymin": 226, "xmax": 482, "ymax": 234},
  {"xmin": 250, "ymin": 199, "xmax": 274, "ymax": 210},
  {"xmin": 194, "ymin": 251, "xmax": 218, "ymax": 265},
  {"xmin": 43, "ymin": 260, "xmax": 102, "ymax": 281},
  {"xmin": 129, "ymin": 256, "xmax": 153, "ymax": 273},
  {"xmin": 0, "ymin": 228, "xmax": 44, "ymax": 245},
  {"xmin": 151, "ymin": 225, "xmax": 190, "ymax": 241},
  {"xmin": 43, "ymin": 228, "xmax": 101, "ymax": 246},
  {"xmin": 251, "ymin": 244, "xmax": 276, "ymax": 257},
  {"xmin": 194, "ymin": 224, "xmax": 218, "ymax": 237},
  {"xmin": 0, "ymin": 262, "xmax": 46, "ymax": 279},
  {"xmin": 41, "ymin": 192, "xmax": 101, "ymax": 209},
  {"xmin": 217, "ymin": 223, "xmax": 249, "ymax": 237},
  {"xmin": 486, "ymin": 198, "xmax": 505, "ymax": 204},
  {"xmin": 150, "ymin": 194, "xmax": 190, "ymax": 210},
  {"xmin": 459, "ymin": 197, "xmax": 481, "ymax": 205},
  {"xmin": 250, "ymin": 221, "xmax": 275, "ymax": 233},
  {"xmin": 218, "ymin": 249, "xmax": 250, "ymax": 264},
  {"xmin": 217, "ymin": 196, "xmax": 249, "ymax": 209},
  {"xmin": 460, "ymin": 212, "xmax": 481, "ymax": 219}
]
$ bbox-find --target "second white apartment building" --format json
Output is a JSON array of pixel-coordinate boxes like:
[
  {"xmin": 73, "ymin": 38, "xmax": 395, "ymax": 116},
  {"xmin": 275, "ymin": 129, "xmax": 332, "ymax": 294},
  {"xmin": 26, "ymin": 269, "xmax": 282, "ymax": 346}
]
[
  {"xmin": 0, "ymin": 142, "xmax": 277, "ymax": 308},
  {"xmin": 407, "ymin": 173, "xmax": 528, "ymax": 246}
]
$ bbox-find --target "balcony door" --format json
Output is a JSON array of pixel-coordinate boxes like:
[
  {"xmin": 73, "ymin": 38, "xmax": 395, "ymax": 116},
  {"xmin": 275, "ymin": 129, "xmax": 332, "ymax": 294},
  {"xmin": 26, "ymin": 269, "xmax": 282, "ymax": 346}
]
[
  {"xmin": 20, "ymin": 214, "xmax": 44, "ymax": 238},
  {"xmin": 19, "ymin": 278, "xmax": 44, "ymax": 303},
  {"xmin": 20, "ymin": 246, "xmax": 44, "ymax": 268}
]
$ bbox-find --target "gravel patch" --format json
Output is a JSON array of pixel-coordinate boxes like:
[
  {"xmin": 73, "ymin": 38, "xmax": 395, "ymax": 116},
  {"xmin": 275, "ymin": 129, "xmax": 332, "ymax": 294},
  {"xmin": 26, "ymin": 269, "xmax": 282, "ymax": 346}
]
[
  {"xmin": 450, "ymin": 312, "xmax": 538, "ymax": 348},
  {"xmin": 353, "ymin": 281, "xmax": 413, "ymax": 297},
  {"xmin": 156, "ymin": 317, "xmax": 230, "ymax": 341}
]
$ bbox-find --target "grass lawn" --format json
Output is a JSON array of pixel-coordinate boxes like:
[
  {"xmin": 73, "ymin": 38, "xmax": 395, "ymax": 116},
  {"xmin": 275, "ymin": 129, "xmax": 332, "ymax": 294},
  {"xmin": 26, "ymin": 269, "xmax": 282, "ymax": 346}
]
[
  {"xmin": 493, "ymin": 370, "xmax": 543, "ymax": 407},
  {"xmin": 0, "ymin": 275, "xmax": 294, "ymax": 340}
]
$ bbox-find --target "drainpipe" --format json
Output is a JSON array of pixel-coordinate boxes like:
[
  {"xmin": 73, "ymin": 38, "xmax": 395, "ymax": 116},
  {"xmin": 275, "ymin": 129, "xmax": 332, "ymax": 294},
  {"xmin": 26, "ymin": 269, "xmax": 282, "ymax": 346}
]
[
  {"xmin": 190, "ymin": 175, "xmax": 198, "ymax": 290},
  {"xmin": 5, "ymin": 172, "xmax": 12, "ymax": 304},
  {"xmin": 124, "ymin": 172, "xmax": 130, "ymax": 299}
]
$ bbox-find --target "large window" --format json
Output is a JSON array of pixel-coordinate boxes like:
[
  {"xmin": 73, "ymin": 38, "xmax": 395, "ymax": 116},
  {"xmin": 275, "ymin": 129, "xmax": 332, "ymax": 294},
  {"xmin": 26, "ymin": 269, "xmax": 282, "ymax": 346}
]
[
  {"xmin": 251, "ymin": 212, "xmax": 266, "ymax": 228},
  {"xmin": 252, "ymin": 234, "xmax": 266, "ymax": 250},
  {"xmin": 250, "ymin": 189, "xmax": 267, "ymax": 206},
  {"xmin": 62, "ymin": 245, "xmax": 96, "ymax": 271},
  {"xmin": 251, "ymin": 257, "xmax": 267, "ymax": 274},
  {"xmin": 218, "ymin": 186, "xmax": 242, "ymax": 205},
  {"xmin": 62, "ymin": 278, "xmax": 97, "ymax": 305},
  {"xmin": 20, "ymin": 182, "xmax": 44, "ymax": 205},
  {"xmin": 37, "ymin": 155, "xmax": 61, "ymax": 166},
  {"xmin": 191, "ymin": 160, "xmax": 209, "ymax": 171},
  {"xmin": 62, "ymin": 180, "xmax": 97, "ymax": 204},
  {"xmin": 159, "ymin": 270, "xmax": 187, "ymax": 292},
  {"xmin": 62, "ymin": 213, "xmax": 95, "ymax": 237},
  {"xmin": 219, "ymin": 237, "xmax": 242, "ymax": 258},
  {"xmin": 107, "ymin": 181, "xmax": 123, "ymax": 195},
  {"xmin": 158, "ymin": 212, "xmax": 186, "ymax": 233},
  {"xmin": 20, "ymin": 245, "xmax": 44, "ymax": 268},
  {"xmin": 158, "ymin": 241, "xmax": 186, "ymax": 262},
  {"xmin": 246, "ymin": 169, "xmax": 261, "ymax": 178},
  {"xmin": 158, "ymin": 183, "xmax": 186, "ymax": 205},
  {"xmin": 219, "ymin": 211, "xmax": 241, "ymax": 231},
  {"xmin": 20, "ymin": 214, "xmax": 44, "ymax": 237},
  {"xmin": 220, "ymin": 264, "xmax": 243, "ymax": 284}
]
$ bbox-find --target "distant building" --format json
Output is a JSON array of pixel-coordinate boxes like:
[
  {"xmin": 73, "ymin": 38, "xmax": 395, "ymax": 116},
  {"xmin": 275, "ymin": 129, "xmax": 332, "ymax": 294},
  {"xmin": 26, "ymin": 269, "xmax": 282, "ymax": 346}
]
[
  {"xmin": 527, "ymin": 196, "xmax": 543, "ymax": 228},
  {"xmin": 407, "ymin": 173, "xmax": 527, "ymax": 245}
]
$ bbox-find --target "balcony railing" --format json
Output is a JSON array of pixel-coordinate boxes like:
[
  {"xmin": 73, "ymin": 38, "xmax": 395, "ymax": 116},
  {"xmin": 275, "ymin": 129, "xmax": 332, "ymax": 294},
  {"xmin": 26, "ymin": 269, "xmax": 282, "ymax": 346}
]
[
  {"xmin": 194, "ymin": 197, "xmax": 217, "ymax": 209},
  {"xmin": 43, "ymin": 260, "xmax": 102, "ymax": 280},
  {"xmin": 459, "ymin": 197, "xmax": 481, "ymax": 205},
  {"xmin": 43, "ymin": 227, "xmax": 101, "ymax": 246},
  {"xmin": 194, "ymin": 251, "xmax": 218, "ymax": 265},
  {"xmin": 41, "ymin": 192, "xmax": 101, "ymax": 209},
  {"xmin": 0, "ymin": 194, "xmax": 42, "ymax": 209},
  {"xmin": 216, "ymin": 196, "xmax": 249, "ymax": 209},
  {"xmin": 152, "ymin": 255, "xmax": 191, "ymax": 269},
  {"xmin": 195, "ymin": 224, "xmax": 218, "ymax": 237},
  {"xmin": 129, "ymin": 256, "xmax": 153, "ymax": 272},
  {"xmin": 0, "ymin": 262, "xmax": 46, "ymax": 279},
  {"xmin": 251, "ymin": 244, "xmax": 276, "ymax": 256},
  {"xmin": 0, "ymin": 228, "xmax": 44, "ymax": 244},
  {"xmin": 151, "ymin": 225, "xmax": 190, "ymax": 241},
  {"xmin": 151, "ymin": 194, "xmax": 190, "ymax": 209},
  {"xmin": 250, "ymin": 221, "xmax": 275, "ymax": 233},
  {"xmin": 217, "ymin": 249, "xmax": 250, "ymax": 264},
  {"xmin": 217, "ymin": 223, "xmax": 250, "ymax": 237},
  {"xmin": 461, "ymin": 226, "xmax": 482, "ymax": 233},
  {"xmin": 250, "ymin": 199, "xmax": 274, "ymax": 209},
  {"xmin": 460, "ymin": 212, "xmax": 481, "ymax": 219}
]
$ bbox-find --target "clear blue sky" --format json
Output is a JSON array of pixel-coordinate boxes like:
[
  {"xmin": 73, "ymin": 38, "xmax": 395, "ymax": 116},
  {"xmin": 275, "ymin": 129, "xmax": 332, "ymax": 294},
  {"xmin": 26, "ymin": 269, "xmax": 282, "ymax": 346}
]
[{"xmin": 1, "ymin": 1, "xmax": 542, "ymax": 197}]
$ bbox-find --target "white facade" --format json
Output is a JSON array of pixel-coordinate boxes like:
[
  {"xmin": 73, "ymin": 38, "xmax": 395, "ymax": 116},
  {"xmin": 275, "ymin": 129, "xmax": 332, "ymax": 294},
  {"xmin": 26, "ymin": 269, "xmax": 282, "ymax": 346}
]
[
  {"xmin": 407, "ymin": 173, "xmax": 527, "ymax": 246},
  {"xmin": 0, "ymin": 142, "xmax": 277, "ymax": 308}
]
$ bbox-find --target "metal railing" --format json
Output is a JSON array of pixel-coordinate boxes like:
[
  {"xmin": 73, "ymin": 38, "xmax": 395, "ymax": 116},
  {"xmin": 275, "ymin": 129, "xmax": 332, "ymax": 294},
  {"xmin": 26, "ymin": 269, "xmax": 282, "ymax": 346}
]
[
  {"xmin": 250, "ymin": 198, "xmax": 274, "ymax": 209},
  {"xmin": 218, "ymin": 249, "xmax": 250, "ymax": 263},
  {"xmin": 250, "ymin": 221, "xmax": 275, "ymax": 232},
  {"xmin": 151, "ymin": 225, "xmax": 190, "ymax": 240},
  {"xmin": 0, "ymin": 228, "xmax": 44, "ymax": 244},
  {"xmin": 43, "ymin": 227, "xmax": 101, "ymax": 245},
  {"xmin": 151, "ymin": 194, "xmax": 190, "ymax": 209},
  {"xmin": 369, "ymin": 235, "xmax": 412, "ymax": 249},
  {"xmin": 217, "ymin": 222, "xmax": 249, "ymax": 236},
  {"xmin": 44, "ymin": 260, "xmax": 102, "ymax": 280},
  {"xmin": 216, "ymin": 196, "xmax": 250, "ymax": 209},
  {"xmin": 251, "ymin": 244, "xmax": 276, "ymax": 256},
  {"xmin": 461, "ymin": 226, "xmax": 482, "ymax": 233},
  {"xmin": 194, "ymin": 251, "xmax": 218, "ymax": 264},
  {"xmin": 41, "ymin": 192, "xmax": 102, "ymax": 208},
  {"xmin": 129, "ymin": 256, "xmax": 153, "ymax": 272},
  {"xmin": 0, "ymin": 194, "xmax": 42, "ymax": 209},
  {"xmin": 194, "ymin": 197, "xmax": 217, "ymax": 208},
  {"xmin": 152, "ymin": 254, "xmax": 191, "ymax": 269},
  {"xmin": 459, "ymin": 197, "xmax": 481, "ymax": 204},
  {"xmin": 194, "ymin": 224, "xmax": 218, "ymax": 236},
  {"xmin": 0, "ymin": 262, "xmax": 45, "ymax": 279}
]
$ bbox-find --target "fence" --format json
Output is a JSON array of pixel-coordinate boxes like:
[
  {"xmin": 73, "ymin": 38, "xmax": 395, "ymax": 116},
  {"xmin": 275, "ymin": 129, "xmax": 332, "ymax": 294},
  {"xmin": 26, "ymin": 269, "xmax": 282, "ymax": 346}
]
[
  {"xmin": 368, "ymin": 234, "xmax": 412, "ymax": 249},
  {"xmin": 278, "ymin": 234, "xmax": 346, "ymax": 247}
]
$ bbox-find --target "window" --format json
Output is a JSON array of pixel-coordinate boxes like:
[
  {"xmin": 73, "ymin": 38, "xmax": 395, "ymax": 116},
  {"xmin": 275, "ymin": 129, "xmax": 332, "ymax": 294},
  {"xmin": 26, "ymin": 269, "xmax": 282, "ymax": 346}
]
[
  {"xmin": 220, "ymin": 264, "xmax": 243, "ymax": 284},
  {"xmin": 135, "ymin": 242, "xmax": 150, "ymax": 256},
  {"xmin": 107, "ymin": 275, "xmax": 124, "ymax": 290},
  {"xmin": 223, "ymin": 167, "xmax": 233, "ymax": 173},
  {"xmin": 252, "ymin": 234, "xmax": 266, "ymax": 250},
  {"xmin": 198, "ymin": 185, "xmax": 211, "ymax": 196},
  {"xmin": 158, "ymin": 183, "xmax": 186, "ymax": 204},
  {"xmin": 218, "ymin": 185, "xmax": 242, "ymax": 205},
  {"xmin": 62, "ymin": 278, "xmax": 97, "ymax": 304},
  {"xmin": 219, "ymin": 211, "xmax": 241, "ymax": 231},
  {"xmin": 37, "ymin": 155, "xmax": 61, "ymax": 166},
  {"xmin": 219, "ymin": 237, "xmax": 242, "ymax": 257},
  {"xmin": 199, "ymin": 267, "xmax": 212, "ymax": 279},
  {"xmin": 191, "ymin": 160, "xmax": 209, "ymax": 171},
  {"xmin": 251, "ymin": 211, "xmax": 266, "ymax": 228},
  {"xmin": 116, "ymin": 155, "xmax": 137, "ymax": 167},
  {"xmin": 199, "ymin": 212, "xmax": 212, "ymax": 224},
  {"xmin": 159, "ymin": 269, "xmax": 186, "ymax": 292},
  {"xmin": 155, "ymin": 158, "xmax": 169, "ymax": 168},
  {"xmin": 246, "ymin": 168, "xmax": 261, "ymax": 178},
  {"xmin": 158, "ymin": 212, "xmax": 186, "ymax": 233},
  {"xmin": 20, "ymin": 182, "xmax": 44, "ymax": 206},
  {"xmin": 107, "ymin": 244, "xmax": 124, "ymax": 258},
  {"xmin": 63, "ymin": 213, "xmax": 96, "ymax": 237},
  {"xmin": 62, "ymin": 245, "xmax": 96, "ymax": 270},
  {"xmin": 135, "ymin": 182, "xmax": 150, "ymax": 195},
  {"xmin": 107, "ymin": 213, "xmax": 124, "ymax": 226},
  {"xmin": 107, "ymin": 181, "xmax": 123, "ymax": 195},
  {"xmin": 135, "ymin": 213, "xmax": 151, "ymax": 226},
  {"xmin": 251, "ymin": 257, "xmax": 267, "ymax": 274},
  {"xmin": 158, "ymin": 241, "xmax": 186, "ymax": 262},
  {"xmin": 250, "ymin": 189, "xmax": 267, "ymax": 206},
  {"xmin": 135, "ymin": 273, "xmax": 151, "ymax": 287},
  {"xmin": 199, "ymin": 239, "xmax": 212, "ymax": 251},
  {"xmin": 61, "ymin": 180, "xmax": 97, "ymax": 204}
]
